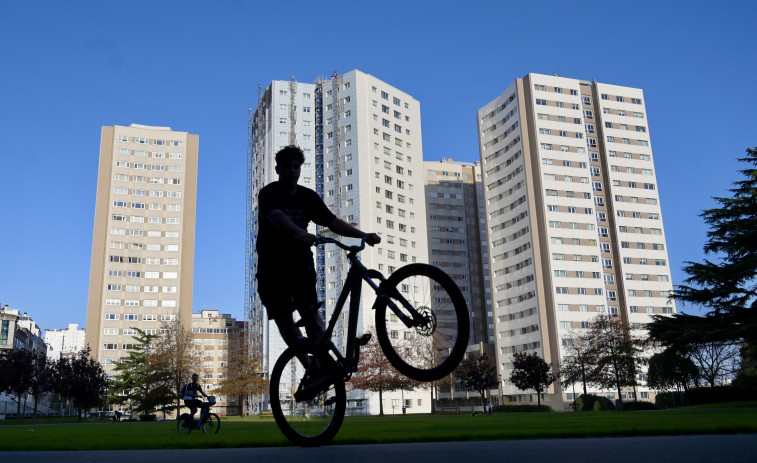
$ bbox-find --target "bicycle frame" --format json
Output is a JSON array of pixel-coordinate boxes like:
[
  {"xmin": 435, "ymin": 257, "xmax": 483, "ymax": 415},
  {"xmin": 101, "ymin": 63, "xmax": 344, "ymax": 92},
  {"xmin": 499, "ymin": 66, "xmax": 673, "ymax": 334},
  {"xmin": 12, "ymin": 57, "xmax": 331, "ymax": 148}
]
[{"xmin": 311, "ymin": 237, "xmax": 427, "ymax": 378}]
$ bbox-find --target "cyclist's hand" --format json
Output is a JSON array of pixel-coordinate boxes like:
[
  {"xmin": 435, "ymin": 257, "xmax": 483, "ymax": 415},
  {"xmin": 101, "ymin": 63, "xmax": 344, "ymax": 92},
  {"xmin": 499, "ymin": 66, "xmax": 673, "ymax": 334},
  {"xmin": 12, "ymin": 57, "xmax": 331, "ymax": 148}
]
[
  {"xmin": 295, "ymin": 229, "xmax": 317, "ymax": 246},
  {"xmin": 364, "ymin": 233, "xmax": 381, "ymax": 246}
]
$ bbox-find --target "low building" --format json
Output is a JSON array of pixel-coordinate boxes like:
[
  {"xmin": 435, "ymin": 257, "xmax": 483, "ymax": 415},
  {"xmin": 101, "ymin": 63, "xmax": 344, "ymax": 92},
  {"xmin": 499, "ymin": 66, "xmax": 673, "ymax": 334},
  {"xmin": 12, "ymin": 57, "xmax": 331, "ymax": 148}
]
[
  {"xmin": 0, "ymin": 304, "xmax": 46, "ymax": 353},
  {"xmin": 191, "ymin": 309, "xmax": 243, "ymax": 415},
  {"xmin": 44, "ymin": 323, "xmax": 86, "ymax": 359}
]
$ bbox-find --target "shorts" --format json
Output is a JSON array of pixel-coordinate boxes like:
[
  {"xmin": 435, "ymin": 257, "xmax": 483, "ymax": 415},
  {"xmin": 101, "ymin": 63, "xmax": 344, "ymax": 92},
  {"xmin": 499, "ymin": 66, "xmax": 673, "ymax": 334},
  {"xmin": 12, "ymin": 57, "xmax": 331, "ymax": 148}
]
[{"xmin": 256, "ymin": 263, "xmax": 318, "ymax": 320}]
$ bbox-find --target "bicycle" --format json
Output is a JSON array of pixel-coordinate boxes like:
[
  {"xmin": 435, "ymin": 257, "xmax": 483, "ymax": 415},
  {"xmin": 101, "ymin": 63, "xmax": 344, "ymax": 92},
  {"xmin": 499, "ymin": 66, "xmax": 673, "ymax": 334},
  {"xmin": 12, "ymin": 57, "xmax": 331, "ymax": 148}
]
[
  {"xmin": 270, "ymin": 236, "xmax": 469, "ymax": 446},
  {"xmin": 176, "ymin": 396, "xmax": 220, "ymax": 434}
]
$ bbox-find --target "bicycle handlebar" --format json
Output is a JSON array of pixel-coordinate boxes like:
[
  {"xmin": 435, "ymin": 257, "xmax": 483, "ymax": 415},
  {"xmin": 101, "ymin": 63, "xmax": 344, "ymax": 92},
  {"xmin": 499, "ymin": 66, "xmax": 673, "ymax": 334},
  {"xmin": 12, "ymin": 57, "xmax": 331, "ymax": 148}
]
[{"xmin": 316, "ymin": 235, "xmax": 367, "ymax": 253}]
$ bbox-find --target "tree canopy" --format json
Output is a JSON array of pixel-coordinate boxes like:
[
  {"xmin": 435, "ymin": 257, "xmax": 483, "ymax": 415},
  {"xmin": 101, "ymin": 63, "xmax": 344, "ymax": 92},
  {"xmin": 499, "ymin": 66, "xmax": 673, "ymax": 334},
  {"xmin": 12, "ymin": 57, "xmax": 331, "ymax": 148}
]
[
  {"xmin": 55, "ymin": 347, "xmax": 109, "ymax": 422},
  {"xmin": 456, "ymin": 352, "xmax": 498, "ymax": 408},
  {"xmin": 650, "ymin": 147, "xmax": 757, "ymax": 347},
  {"xmin": 509, "ymin": 351, "xmax": 555, "ymax": 409},
  {"xmin": 350, "ymin": 330, "xmax": 418, "ymax": 415}
]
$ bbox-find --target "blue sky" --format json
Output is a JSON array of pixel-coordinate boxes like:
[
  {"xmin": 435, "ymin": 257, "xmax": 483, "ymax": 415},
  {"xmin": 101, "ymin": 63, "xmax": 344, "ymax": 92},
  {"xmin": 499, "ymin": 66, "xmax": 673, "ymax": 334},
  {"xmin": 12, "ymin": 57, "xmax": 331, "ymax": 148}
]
[{"xmin": 1, "ymin": 1, "xmax": 755, "ymax": 332}]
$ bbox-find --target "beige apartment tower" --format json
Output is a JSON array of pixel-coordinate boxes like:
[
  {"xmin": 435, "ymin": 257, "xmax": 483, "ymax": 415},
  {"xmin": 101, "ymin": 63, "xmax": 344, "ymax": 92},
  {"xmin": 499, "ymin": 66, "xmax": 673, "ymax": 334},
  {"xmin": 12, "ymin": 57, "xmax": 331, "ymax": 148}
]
[
  {"xmin": 478, "ymin": 74, "xmax": 675, "ymax": 408},
  {"xmin": 85, "ymin": 124, "xmax": 198, "ymax": 370}
]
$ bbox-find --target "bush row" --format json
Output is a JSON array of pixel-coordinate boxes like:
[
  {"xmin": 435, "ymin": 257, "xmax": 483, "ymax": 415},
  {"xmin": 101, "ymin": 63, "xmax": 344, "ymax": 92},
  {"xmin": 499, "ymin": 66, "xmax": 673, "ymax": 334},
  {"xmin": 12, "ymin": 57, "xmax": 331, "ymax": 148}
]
[
  {"xmin": 656, "ymin": 385, "xmax": 757, "ymax": 408},
  {"xmin": 492, "ymin": 404, "xmax": 554, "ymax": 413}
]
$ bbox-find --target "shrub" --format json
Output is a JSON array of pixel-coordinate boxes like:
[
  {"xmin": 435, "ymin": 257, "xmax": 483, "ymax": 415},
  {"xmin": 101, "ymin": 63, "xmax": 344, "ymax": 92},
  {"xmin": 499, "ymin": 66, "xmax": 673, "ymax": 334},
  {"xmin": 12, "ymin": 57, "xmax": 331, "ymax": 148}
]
[
  {"xmin": 138, "ymin": 414, "xmax": 157, "ymax": 422},
  {"xmin": 655, "ymin": 391, "xmax": 685, "ymax": 408},
  {"xmin": 622, "ymin": 401, "xmax": 660, "ymax": 411},
  {"xmin": 574, "ymin": 394, "xmax": 614, "ymax": 411},
  {"xmin": 492, "ymin": 404, "xmax": 554, "ymax": 413}
]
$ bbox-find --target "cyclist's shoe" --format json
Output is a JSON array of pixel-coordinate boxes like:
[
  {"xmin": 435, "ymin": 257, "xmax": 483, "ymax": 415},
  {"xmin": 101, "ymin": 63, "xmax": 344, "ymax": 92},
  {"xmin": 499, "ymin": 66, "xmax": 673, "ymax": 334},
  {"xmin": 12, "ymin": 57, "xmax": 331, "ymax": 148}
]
[{"xmin": 324, "ymin": 396, "xmax": 337, "ymax": 406}]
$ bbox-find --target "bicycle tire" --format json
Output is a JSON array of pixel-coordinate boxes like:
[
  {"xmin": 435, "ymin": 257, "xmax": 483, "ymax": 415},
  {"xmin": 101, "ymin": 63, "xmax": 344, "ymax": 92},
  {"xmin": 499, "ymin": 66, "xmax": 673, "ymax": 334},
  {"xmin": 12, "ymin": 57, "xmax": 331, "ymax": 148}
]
[
  {"xmin": 374, "ymin": 263, "xmax": 470, "ymax": 382},
  {"xmin": 176, "ymin": 413, "xmax": 192, "ymax": 435},
  {"xmin": 202, "ymin": 413, "xmax": 221, "ymax": 434},
  {"xmin": 270, "ymin": 346, "xmax": 346, "ymax": 447}
]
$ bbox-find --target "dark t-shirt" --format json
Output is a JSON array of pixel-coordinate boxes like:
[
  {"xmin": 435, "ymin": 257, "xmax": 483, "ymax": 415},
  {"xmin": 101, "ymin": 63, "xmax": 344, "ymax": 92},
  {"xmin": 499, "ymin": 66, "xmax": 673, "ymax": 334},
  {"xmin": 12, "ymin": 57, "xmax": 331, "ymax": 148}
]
[{"xmin": 256, "ymin": 181, "xmax": 336, "ymax": 276}]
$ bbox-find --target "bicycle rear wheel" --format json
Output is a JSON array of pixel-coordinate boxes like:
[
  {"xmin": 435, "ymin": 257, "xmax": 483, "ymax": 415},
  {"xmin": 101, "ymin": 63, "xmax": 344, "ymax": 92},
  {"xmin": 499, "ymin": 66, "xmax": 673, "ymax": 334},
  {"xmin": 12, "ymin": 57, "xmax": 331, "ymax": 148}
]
[
  {"xmin": 374, "ymin": 263, "xmax": 469, "ymax": 382},
  {"xmin": 202, "ymin": 413, "xmax": 220, "ymax": 434},
  {"xmin": 270, "ymin": 346, "xmax": 346, "ymax": 447},
  {"xmin": 176, "ymin": 413, "xmax": 192, "ymax": 434}
]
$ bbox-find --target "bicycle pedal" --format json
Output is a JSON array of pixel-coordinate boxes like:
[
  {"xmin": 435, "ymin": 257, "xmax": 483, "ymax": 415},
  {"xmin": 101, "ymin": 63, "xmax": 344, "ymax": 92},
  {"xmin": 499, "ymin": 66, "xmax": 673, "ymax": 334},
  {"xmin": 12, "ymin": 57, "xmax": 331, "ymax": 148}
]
[
  {"xmin": 358, "ymin": 333, "xmax": 371, "ymax": 346},
  {"xmin": 324, "ymin": 396, "xmax": 337, "ymax": 406}
]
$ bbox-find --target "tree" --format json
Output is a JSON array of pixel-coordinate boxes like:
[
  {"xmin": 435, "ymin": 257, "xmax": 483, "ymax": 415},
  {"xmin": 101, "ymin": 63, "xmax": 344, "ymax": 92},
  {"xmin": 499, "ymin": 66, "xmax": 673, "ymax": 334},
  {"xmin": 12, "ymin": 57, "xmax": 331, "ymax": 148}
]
[
  {"xmin": 688, "ymin": 341, "xmax": 739, "ymax": 387},
  {"xmin": 649, "ymin": 147, "xmax": 757, "ymax": 349},
  {"xmin": 509, "ymin": 351, "xmax": 555, "ymax": 409},
  {"xmin": 350, "ymin": 330, "xmax": 419, "ymax": 415},
  {"xmin": 647, "ymin": 347, "xmax": 699, "ymax": 393},
  {"xmin": 108, "ymin": 329, "xmax": 172, "ymax": 416},
  {"xmin": 559, "ymin": 330, "xmax": 597, "ymax": 398},
  {"xmin": 587, "ymin": 314, "xmax": 643, "ymax": 406},
  {"xmin": 55, "ymin": 347, "xmax": 108, "ymax": 422},
  {"xmin": 456, "ymin": 352, "xmax": 498, "ymax": 409},
  {"xmin": 216, "ymin": 339, "xmax": 267, "ymax": 416},
  {"xmin": 0, "ymin": 348, "xmax": 34, "ymax": 421},
  {"xmin": 28, "ymin": 350, "xmax": 55, "ymax": 422},
  {"xmin": 149, "ymin": 319, "xmax": 201, "ymax": 416}
]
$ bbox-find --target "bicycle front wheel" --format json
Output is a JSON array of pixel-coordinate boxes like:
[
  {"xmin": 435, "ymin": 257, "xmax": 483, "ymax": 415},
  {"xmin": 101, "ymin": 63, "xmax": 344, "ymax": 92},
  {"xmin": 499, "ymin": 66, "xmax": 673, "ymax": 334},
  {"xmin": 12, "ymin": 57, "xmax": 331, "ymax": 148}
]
[
  {"xmin": 374, "ymin": 263, "xmax": 470, "ymax": 382},
  {"xmin": 202, "ymin": 413, "xmax": 220, "ymax": 434},
  {"xmin": 176, "ymin": 413, "xmax": 192, "ymax": 435},
  {"xmin": 270, "ymin": 346, "xmax": 346, "ymax": 447}
]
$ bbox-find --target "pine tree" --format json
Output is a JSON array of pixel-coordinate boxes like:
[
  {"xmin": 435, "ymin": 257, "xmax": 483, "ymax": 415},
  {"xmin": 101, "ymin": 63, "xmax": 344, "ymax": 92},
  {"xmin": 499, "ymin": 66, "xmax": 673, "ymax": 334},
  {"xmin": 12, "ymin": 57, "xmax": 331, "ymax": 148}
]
[{"xmin": 648, "ymin": 147, "xmax": 757, "ymax": 382}]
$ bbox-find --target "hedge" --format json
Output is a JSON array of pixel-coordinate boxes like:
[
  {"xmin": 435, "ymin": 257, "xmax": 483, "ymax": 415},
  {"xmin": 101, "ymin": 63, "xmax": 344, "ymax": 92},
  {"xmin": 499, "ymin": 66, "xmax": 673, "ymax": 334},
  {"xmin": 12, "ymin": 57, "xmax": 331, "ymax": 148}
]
[
  {"xmin": 573, "ymin": 394, "xmax": 614, "ymax": 411},
  {"xmin": 622, "ymin": 401, "xmax": 660, "ymax": 411},
  {"xmin": 492, "ymin": 404, "xmax": 555, "ymax": 413}
]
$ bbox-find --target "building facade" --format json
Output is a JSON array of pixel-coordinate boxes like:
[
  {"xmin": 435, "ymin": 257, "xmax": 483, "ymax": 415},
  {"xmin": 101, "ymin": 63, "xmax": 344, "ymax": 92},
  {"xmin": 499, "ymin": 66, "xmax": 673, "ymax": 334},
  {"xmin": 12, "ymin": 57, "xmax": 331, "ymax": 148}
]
[
  {"xmin": 424, "ymin": 159, "xmax": 492, "ymax": 345},
  {"xmin": 85, "ymin": 124, "xmax": 199, "ymax": 372},
  {"xmin": 44, "ymin": 323, "xmax": 86, "ymax": 359},
  {"xmin": 248, "ymin": 70, "xmax": 430, "ymax": 414},
  {"xmin": 0, "ymin": 304, "xmax": 46, "ymax": 353},
  {"xmin": 190, "ymin": 309, "xmax": 243, "ymax": 416},
  {"xmin": 478, "ymin": 74, "xmax": 675, "ymax": 408}
]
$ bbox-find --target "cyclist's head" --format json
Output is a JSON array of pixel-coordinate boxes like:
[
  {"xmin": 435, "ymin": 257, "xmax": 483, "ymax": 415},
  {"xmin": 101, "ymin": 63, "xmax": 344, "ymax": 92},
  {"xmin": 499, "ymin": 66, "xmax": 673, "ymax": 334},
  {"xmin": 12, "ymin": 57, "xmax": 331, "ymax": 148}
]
[
  {"xmin": 192, "ymin": 373, "xmax": 199, "ymax": 381},
  {"xmin": 275, "ymin": 145, "xmax": 305, "ymax": 167}
]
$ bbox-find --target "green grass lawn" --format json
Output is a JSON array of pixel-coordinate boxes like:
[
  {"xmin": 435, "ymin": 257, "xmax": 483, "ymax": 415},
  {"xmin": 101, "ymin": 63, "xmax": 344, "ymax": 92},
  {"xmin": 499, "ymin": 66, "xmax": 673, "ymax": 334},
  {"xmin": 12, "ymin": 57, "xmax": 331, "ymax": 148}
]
[{"xmin": 1, "ymin": 407, "xmax": 755, "ymax": 451}]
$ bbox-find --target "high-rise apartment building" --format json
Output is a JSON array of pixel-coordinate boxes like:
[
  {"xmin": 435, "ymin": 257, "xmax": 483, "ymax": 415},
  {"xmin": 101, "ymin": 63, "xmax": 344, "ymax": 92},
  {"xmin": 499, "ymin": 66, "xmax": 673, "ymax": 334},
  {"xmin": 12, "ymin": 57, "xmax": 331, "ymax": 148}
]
[
  {"xmin": 478, "ymin": 74, "xmax": 675, "ymax": 408},
  {"xmin": 85, "ymin": 124, "xmax": 198, "ymax": 371},
  {"xmin": 424, "ymin": 159, "xmax": 492, "ymax": 345},
  {"xmin": 248, "ymin": 70, "xmax": 430, "ymax": 414}
]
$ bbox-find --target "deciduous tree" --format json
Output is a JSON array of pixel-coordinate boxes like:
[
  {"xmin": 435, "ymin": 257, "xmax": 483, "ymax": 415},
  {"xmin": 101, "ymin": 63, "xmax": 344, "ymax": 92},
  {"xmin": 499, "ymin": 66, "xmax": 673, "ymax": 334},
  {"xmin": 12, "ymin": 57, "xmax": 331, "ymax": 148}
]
[
  {"xmin": 509, "ymin": 351, "xmax": 555, "ymax": 409},
  {"xmin": 350, "ymin": 330, "xmax": 418, "ymax": 415},
  {"xmin": 149, "ymin": 319, "xmax": 200, "ymax": 415},
  {"xmin": 456, "ymin": 352, "xmax": 498, "ymax": 409},
  {"xmin": 216, "ymin": 339, "xmax": 267, "ymax": 416},
  {"xmin": 55, "ymin": 347, "xmax": 108, "ymax": 422},
  {"xmin": 587, "ymin": 314, "xmax": 643, "ymax": 406},
  {"xmin": 559, "ymin": 330, "xmax": 597, "ymax": 397}
]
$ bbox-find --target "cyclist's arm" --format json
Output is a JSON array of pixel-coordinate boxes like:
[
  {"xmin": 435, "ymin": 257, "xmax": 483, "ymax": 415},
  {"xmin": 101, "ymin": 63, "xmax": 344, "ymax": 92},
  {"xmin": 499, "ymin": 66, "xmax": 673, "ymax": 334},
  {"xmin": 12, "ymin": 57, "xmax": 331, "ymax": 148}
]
[
  {"xmin": 267, "ymin": 209, "xmax": 316, "ymax": 245},
  {"xmin": 328, "ymin": 218, "xmax": 381, "ymax": 245}
]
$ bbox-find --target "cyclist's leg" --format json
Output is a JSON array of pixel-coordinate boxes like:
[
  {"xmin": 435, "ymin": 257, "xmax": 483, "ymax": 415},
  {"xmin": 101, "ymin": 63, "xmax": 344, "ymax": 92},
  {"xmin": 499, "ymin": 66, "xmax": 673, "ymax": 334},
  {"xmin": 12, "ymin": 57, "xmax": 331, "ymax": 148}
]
[
  {"xmin": 258, "ymin": 274, "xmax": 305, "ymax": 346},
  {"xmin": 293, "ymin": 266, "xmax": 324, "ymax": 343}
]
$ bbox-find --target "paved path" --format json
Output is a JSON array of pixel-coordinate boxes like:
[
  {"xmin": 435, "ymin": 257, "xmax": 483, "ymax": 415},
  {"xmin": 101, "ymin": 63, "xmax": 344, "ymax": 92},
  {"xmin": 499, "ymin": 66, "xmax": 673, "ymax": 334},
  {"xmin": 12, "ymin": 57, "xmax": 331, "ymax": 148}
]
[{"xmin": 2, "ymin": 434, "xmax": 756, "ymax": 463}]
